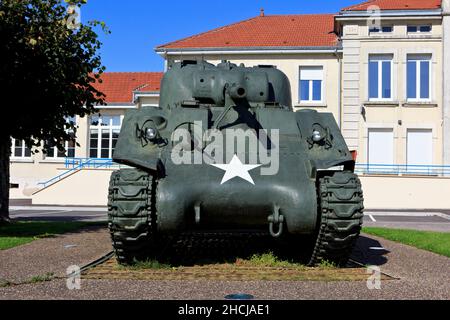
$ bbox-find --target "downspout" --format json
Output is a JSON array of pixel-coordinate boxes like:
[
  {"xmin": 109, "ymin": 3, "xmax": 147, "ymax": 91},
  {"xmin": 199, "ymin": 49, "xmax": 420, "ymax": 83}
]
[
  {"xmin": 333, "ymin": 48, "xmax": 342, "ymax": 129},
  {"xmin": 443, "ymin": 0, "xmax": 450, "ymax": 166}
]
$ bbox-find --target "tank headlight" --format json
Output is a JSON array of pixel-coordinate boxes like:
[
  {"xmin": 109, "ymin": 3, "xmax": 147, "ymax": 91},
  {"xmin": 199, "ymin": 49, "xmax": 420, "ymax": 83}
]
[
  {"xmin": 312, "ymin": 130, "xmax": 322, "ymax": 142},
  {"xmin": 146, "ymin": 128, "xmax": 158, "ymax": 140}
]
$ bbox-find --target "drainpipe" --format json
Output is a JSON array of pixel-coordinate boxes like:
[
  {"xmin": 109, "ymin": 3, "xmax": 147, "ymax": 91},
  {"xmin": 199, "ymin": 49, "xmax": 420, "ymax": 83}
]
[
  {"xmin": 333, "ymin": 48, "xmax": 343, "ymax": 129},
  {"xmin": 443, "ymin": 0, "xmax": 450, "ymax": 166}
]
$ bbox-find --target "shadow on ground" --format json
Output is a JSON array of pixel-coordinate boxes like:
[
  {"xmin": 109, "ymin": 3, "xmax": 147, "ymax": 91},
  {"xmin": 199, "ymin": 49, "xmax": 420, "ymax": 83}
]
[
  {"xmin": 130, "ymin": 233, "xmax": 391, "ymax": 268},
  {"xmin": 0, "ymin": 220, "xmax": 107, "ymax": 239},
  {"xmin": 351, "ymin": 235, "xmax": 389, "ymax": 266},
  {"xmin": 144, "ymin": 233, "xmax": 329, "ymax": 267}
]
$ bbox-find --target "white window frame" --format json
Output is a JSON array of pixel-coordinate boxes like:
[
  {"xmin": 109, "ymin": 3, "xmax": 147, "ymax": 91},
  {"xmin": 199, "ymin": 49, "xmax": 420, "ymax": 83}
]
[
  {"xmin": 89, "ymin": 115, "xmax": 122, "ymax": 159},
  {"xmin": 46, "ymin": 140, "xmax": 76, "ymax": 159},
  {"xmin": 406, "ymin": 55, "xmax": 432, "ymax": 102},
  {"xmin": 368, "ymin": 55, "xmax": 393, "ymax": 102},
  {"xmin": 299, "ymin": 66, "xmax": 324, "ymax": 104},
  {"xmin": 10, "ymin": 139, "xmax": 32, "ymax": 159},
  {"xmin": 45, "ymin": 117, "xmax": 77, "ymax": 159}
]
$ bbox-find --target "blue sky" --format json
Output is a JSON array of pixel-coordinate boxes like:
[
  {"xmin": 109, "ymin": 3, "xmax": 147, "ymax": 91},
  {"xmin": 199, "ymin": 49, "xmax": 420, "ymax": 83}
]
[{"xmin": 82, "ymin": 0, "xmax": 362, "ymax": 72}]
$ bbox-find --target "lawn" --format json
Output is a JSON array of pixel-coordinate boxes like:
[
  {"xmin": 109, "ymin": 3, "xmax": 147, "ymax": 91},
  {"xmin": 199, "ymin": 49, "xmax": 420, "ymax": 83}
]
[
  {"xmin": 363, "ymin": 227, "xmax": 450, "ymax": 258},
  {"xmin": 0, "ymin": 221, "xmax": 105, "ymax": 250}
]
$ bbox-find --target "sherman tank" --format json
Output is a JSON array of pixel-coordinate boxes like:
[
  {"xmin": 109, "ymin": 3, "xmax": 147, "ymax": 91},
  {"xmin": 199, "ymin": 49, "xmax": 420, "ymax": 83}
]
[{"xmin": 108, "ymin": 60, "xmax": 364, "ymax": 266}]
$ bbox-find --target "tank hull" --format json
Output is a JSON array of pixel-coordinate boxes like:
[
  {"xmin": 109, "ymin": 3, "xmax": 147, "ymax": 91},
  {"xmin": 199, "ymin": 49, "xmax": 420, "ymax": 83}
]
[{"xmin": 156, "ymin": 153, "xmax": 317, "ymax": 234}]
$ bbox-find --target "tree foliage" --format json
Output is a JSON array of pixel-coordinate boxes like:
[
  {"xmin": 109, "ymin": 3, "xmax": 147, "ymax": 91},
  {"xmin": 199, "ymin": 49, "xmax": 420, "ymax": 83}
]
[
  {"xmin": 0, "ymin": 0, "xmax": 107, "ymax": 146},
  {"xmin": 0, "ymin": 0, "xmax": 108, "ymax": 221}
]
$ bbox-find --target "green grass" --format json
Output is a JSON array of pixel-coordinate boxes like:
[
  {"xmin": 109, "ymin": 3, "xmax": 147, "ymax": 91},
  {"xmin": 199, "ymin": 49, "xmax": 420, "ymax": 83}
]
[
  {"xmin": 239, "ymin": 252, "xmax": 308, "ymax": 269},
  {"xmin": 0, "ymin": 279, "xmax": 12, "ymax": 288},
  {"xmin": 29, "ymin": 273, "xmax": 55, "ymax": 284},
  {"xmin": 318, "ymin": 260, "xmax": 337, "ymax": 269},
  {"xmin": 363, "ymin": 227, "xmax": 450, "ymax": 258},
  {"xmin": 124, "ymin": 259, "xmax": 172, "ymax": 270},
  {"xmin": 0, "ymin": 221, "xmax": 106, "ymax": 250}
]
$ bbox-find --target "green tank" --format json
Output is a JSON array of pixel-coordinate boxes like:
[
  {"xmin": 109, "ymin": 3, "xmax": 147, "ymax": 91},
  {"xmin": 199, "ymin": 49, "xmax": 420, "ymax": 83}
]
[{"xmin": 108, "ymin": 60, "xmax": 364, "ymax": 266}]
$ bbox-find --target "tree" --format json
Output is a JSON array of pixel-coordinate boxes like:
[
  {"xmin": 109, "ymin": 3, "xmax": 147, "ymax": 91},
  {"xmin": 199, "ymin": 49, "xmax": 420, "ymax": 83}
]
[{"xmin": 0, "ymin": 0, "xmax": 108, "ymax": 224}]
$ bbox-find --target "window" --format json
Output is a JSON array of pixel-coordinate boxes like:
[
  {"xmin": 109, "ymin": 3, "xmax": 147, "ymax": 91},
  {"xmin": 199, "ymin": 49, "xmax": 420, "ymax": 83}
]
[
  {"xmin": 89, "ymin": 115, "xmax": 121, "ymax": 158},
  {"xmin": 299, "ymin": 66, "xmax": 323, "ymax": 103},
  {"xmin": 11, "ymin": 139, "xmax": 32, "ymax": 158},
  {"xmin": 46, "ymin": 117, "xmax": 77, "ymax": 159},
  {"xmin": 407, "ymin": 129, "xmax": 432, "ymax": 167},
  {"xmin": 407, "ymin": 55, "xmax": 431, "ymax": 101},
  {"xmin": 369, "ymin": 26, "xmax": 393, "ymax": 34},
  {"xmin": 46, "ymin": 137, "xmax": 76, "ymax": 159},
  {"xmin": 369, "ymin": 55, "xmax": 393, "ymax": 100},
  {"xmin": 368, "ymin": 129, "xmax": 394, "ymax": 165},
  {"xmin": 407, "ymin": 25, "xmax": 432, "ymax": 33}
]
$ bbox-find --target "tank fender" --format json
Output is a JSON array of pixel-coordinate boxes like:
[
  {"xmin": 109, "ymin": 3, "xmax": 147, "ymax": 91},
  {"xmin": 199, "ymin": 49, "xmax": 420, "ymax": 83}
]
[
  {"xmin": 113, "ymin": 108, "xmax": 167, "ymax": 172},
  {"xmin": 295, "ymin": 110, "xmax": 354, "ymax": 171}
]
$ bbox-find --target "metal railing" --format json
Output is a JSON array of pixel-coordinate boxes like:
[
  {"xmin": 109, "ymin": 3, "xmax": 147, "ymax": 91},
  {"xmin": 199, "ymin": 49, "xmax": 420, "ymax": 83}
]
[
  {"xmin": 38, "ymin": 158, "xmax": 122, "ymax": 188},
  {"xmin": 37, "ymin": 159, "xmax": 450, "ymax": 189},
  {"xmin": 355, "ymin": 163, "xmax": 450, "ymax": 177},
  {"xmin": 64, "ymin": 157, "xmax": 116, "ymax": 169}
]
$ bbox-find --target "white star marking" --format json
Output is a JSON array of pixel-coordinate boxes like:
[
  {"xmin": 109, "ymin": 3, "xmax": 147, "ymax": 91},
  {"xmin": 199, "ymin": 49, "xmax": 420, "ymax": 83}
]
[{"xmin": 211, "ymin": 154, "xmax": 262, "ymax": 185}]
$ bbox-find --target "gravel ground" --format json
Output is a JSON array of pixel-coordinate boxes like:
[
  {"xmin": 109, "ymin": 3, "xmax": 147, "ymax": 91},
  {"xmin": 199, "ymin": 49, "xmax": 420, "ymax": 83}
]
[
  {"xmin": 1, "ymin": 277, "xmax": 448, "ymax": 300},
  {"xmin": 0, "ymin": 230, "xmax": 449, "ymax": 300},
  {"xmin": 0, "ymin": 226, "xmax": 111, "ymax": 283}
]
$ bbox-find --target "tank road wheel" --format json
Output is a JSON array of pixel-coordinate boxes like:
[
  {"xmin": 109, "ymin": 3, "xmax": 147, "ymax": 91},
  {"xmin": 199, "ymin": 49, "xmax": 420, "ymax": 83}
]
[
  {"xmin": 308, "ymin": 171, "xmax": 364, "ymax": 267},
  {"xmin": 108, "ymin": 169, "xmax": 157, "ymax": 264}
]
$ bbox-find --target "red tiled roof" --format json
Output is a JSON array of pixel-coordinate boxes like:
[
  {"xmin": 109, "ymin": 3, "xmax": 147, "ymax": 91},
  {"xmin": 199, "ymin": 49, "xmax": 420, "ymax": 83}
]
[
  {"xmin": 93, "ymin": 72, "xmax": 163, "ymax": 104},
  {"xmin": 342, "ymin": 0, "xmax": 442, "ymax": 11},
  {"xmin": 157, "ymin": 14, "xmax": 338, "ymax": 50}
]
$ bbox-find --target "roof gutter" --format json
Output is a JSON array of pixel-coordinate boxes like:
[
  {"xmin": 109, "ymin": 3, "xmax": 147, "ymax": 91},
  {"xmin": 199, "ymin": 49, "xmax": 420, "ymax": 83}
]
[
  {"xmin": 155, "ymin": 46, "xmax": 342, "ymax": 56},
  {"xmin": 337, "ymin": 9, "xmax": 442, "ymax": 18},
  {"xmin": 133, "ymin": 91, "xmax": 160, "ymax": 103},
  {"xmin": 94, "ymin": 103, "xmax": 136, "ymax": 110}
]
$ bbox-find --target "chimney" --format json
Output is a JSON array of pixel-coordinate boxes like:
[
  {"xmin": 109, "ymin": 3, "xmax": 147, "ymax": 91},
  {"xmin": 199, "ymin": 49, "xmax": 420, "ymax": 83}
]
[{"xmin": 260, "ymin": 8, "xmax": 265, "ymax": 17}]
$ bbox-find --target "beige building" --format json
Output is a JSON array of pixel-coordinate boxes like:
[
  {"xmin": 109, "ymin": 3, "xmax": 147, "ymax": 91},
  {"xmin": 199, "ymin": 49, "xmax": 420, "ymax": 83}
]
[
  {"xmin": 9, "ymin": 72, "xmax": 163, "ymax": 199},
  {"xmin": 9, "ymin": 0, "xmax": 450, "ymax": 209}
]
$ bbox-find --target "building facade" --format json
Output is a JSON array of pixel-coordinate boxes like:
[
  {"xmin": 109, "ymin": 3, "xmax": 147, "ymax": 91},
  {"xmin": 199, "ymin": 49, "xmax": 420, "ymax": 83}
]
[
  {"xmin": 9, "ymin": 0, "xmax": 450, "ymax": 208},
  {"xmin": 9, "ymin": 72, "xmax": 163, "ymax": 198}
]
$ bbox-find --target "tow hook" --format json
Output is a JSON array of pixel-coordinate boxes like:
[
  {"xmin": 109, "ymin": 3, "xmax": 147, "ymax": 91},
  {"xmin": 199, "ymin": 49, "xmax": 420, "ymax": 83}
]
[{"xmin": 268, "ymin": 206, "xmax": 284, "ymax": 238}]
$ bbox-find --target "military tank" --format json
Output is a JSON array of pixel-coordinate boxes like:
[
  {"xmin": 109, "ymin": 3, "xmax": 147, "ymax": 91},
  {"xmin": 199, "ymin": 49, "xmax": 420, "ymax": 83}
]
[{"xmin": 108, "ymin": 60, "xmax": 364, "ymax": 266}]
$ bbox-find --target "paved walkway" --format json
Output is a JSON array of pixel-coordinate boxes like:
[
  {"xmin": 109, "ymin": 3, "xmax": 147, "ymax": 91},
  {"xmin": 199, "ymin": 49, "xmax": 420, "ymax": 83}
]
[
  {"xmin": 9, "ymin": 206, "xmax": 450, "ymax": 231},
  {"xmin": 0, "ymin": 229, "xmax": 449, "ymax": 300},
  {"xmin": 0, "ymin": 226, "xmax": 111, "ymax": 283}
]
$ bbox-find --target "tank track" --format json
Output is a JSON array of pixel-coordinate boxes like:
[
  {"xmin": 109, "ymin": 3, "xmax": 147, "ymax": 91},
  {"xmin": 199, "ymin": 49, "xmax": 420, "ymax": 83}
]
[
  {"xmin": 308, "ymin": 171, "xmax": 364, "ymax": 267},
  {"xmin": 108, "ymin": 169, "xmax": 157, "ymax": 264}
]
